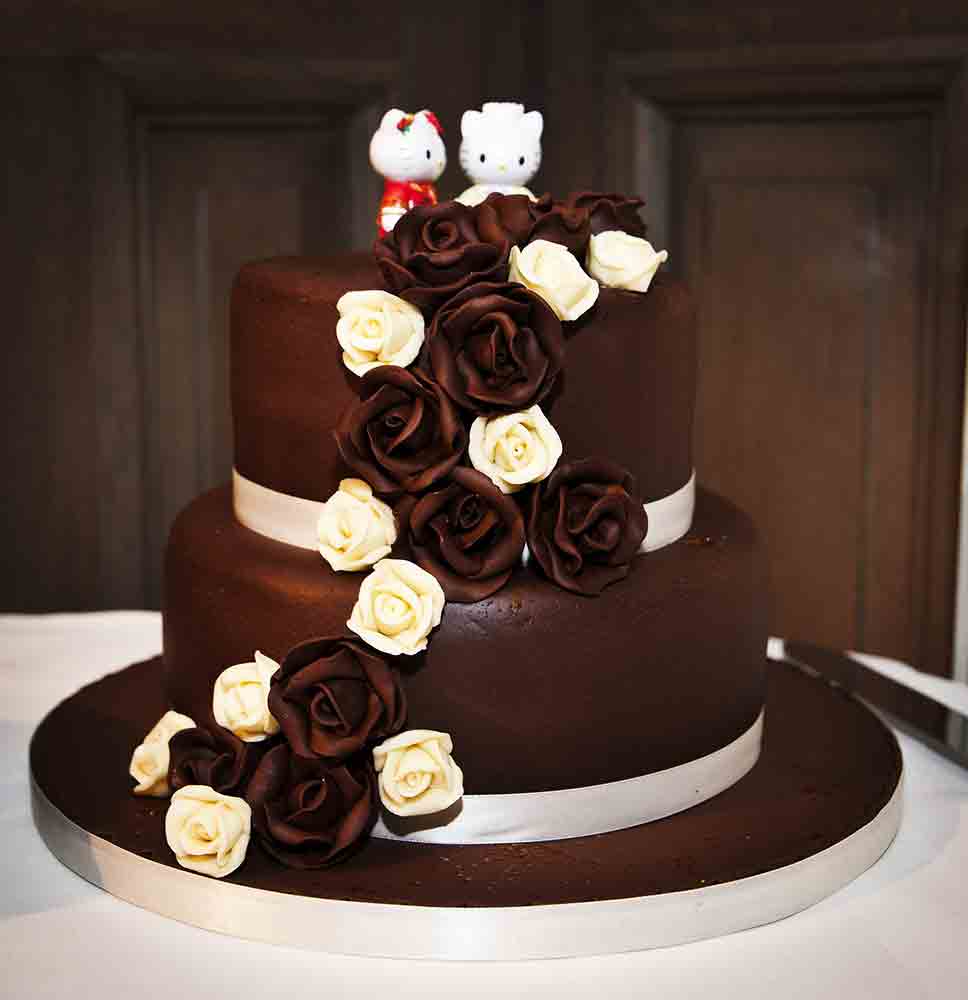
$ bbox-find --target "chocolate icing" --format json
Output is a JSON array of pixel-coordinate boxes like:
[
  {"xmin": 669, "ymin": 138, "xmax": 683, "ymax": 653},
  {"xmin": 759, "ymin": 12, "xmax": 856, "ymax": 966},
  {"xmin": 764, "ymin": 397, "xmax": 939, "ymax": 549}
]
[
  {"xmin": 426, "ymin": 280, "xmax": 564, "ymax": 415},
  {"xmin": 231, "ymin": 257, "xmax": 694, "ymax": 504},
  {"xmin": 397, "ymin": 466, "xmax": 526, "ymax": 602},
  {"xmin": 548, "ymin": 278, "xmax": 697, "ymax": 500},
  {"xmin": 246, "ymin": 743, "xmax": 378, "ymax": 869},
  {"xmin": 164, "ymin": 486, "xmax": 767, "ymax": 793},
  {"xmin": 527, "ymin": 457, "xmax": 648, "ymax": 596},
  {"xmin": 268, "ymin": 636, "xmax": 406, "ymax": 760},
  {"xmin": 373, "ymin": 200, "xmax": 509, "ymax": 313},
  {"xmin": 527, "ymin": 194, "xmax": 594, "ymax": 255},
  {"xmin": 333, "ymin": 365, "xmax": 467, "ymax": 498}
]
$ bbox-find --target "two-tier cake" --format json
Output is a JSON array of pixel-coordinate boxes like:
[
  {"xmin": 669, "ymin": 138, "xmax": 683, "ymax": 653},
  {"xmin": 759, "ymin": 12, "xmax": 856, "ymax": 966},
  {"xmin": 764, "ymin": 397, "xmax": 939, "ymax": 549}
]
[
  {"xmin": 164, "ymin": 192, "xmax": 766, "ymax": 813},
  {"xmin": 29, "ymin": 187, "xmax": 902, "ymax": 959}
]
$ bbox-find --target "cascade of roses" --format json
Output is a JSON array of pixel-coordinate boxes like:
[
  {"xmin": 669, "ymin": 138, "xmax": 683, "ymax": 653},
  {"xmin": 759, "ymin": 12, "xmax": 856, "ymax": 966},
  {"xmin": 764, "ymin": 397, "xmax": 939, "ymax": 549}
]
[
  {"xmin": 224, "ymin": 635, "xmax": 420, "ymax": 870},
  {"xmin": 133, "ymin": 190, "xmax": 665, "ymax": 879},
  {"xmin": 139, "ymin": 634, "xmax": 465, "ymax": 875},
  {"xmin": 332, "ymin": 190, "xmax": 659, "ymax": 603}
]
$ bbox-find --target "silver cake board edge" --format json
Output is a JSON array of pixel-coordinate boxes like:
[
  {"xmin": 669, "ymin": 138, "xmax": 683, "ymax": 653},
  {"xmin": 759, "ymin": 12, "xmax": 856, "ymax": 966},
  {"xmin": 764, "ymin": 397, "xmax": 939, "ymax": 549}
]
[{"xmin": 30, "ymin": 767, "xmax": 903, "ymax": 961}]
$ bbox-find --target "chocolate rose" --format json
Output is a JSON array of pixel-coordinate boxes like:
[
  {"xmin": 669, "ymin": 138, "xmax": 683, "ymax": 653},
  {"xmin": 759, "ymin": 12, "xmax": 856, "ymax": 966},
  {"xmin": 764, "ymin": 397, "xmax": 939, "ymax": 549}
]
[
  {"xmin": 268, "ymin": 636, "xmax": 406, "ymax": 760},
  {"xmin": 474, "ymin": 192, "xmax": 537, "ymax": 246},
  {"xmin": 474, "ymin": 192, "xmax": 591, "ymax": 258},
  {"xmin": 247, "ymin": 744, "xmax": 377, "ymax": 869},
  {"xmin": 334, "ymin": 366, "xmax": 467, "ymax": 497},
  {"xmin": 427, "ymin": 281, "xmax": 564, "ymax": 415},
  {"xmin": 564, "ymin": 191, "xmax": 647, "ymax": 238},
  {"xmin": 526, "ymin": 194, "xmax": 593, "ymax": 256},
  {"xmin": 168, "ymin": 722, "xmax": 267, "ymax": 796},
  {"xmin": 527, "ymin": 457, "xmax": 648, "ymax": 596},
  {"xmin": 374, "ymin": 200, "xmax": 509, "ymax": 313},
  {"xmin": 397, "ymin": 467, "xmax": 525, "ymax": 602}
]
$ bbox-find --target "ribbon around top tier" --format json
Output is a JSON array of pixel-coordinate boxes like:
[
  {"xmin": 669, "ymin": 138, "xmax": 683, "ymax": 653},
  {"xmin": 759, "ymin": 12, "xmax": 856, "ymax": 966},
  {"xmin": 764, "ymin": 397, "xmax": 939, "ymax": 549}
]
[{"xmin": 232, "ymin": 468, "xmax": 697, "ymax": 554}]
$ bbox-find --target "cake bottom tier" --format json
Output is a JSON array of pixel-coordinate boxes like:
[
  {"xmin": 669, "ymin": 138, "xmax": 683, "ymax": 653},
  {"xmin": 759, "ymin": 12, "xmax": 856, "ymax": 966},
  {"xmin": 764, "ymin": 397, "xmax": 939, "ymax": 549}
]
[
  {"xmin": 163, "ymin": 486, "xmax": 768, "ymax": 794},
  {"xmin": 31, "ymin": 657, "xmax": 902, "ymax": 953}
]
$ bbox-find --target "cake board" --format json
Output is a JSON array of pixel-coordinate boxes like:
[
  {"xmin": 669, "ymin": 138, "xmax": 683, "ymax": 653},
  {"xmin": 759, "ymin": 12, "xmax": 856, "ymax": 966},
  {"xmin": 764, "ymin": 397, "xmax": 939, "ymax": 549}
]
[{"xmin": 30, "ymin": 653, "xmax": 902, "ymax": 961}]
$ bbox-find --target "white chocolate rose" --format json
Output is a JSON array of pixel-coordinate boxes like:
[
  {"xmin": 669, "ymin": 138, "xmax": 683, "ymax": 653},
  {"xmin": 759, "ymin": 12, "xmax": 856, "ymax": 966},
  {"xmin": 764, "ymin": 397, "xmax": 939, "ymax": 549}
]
[
  {"xmin": 508, "ymin": 239, "xmax": 599, "ymax": 321},
  {"xmin": 212, "ymin": 651, "xmax": 280, "ymax": 742},
  {"xmin": 129, "ymin": 710, "xmax": 196, "ymax": 797},
  {"xmin": 165, "ymin": 785, "xmax": 251, "ymax": 878},
  {"xmin": 373, "ymin": 729, "xmax": 464, "ymax": 817},
  {"xmin": 336, "ymin": 289, "xmax": 425, "ymax": 377},
  {"xmin": 586, "ymin": 231, "xmax": 668, "ymax": 293},
  {"xmin": 347, "ymin": 558, "xmax": 445, "ymax": 656},
  {"xmin": 318, "ymin": 478, "xmax": 397, "ymax": 572},
  {"xmin": 468, "ymin": 405, "xmax": 563, "ymax": 494}
]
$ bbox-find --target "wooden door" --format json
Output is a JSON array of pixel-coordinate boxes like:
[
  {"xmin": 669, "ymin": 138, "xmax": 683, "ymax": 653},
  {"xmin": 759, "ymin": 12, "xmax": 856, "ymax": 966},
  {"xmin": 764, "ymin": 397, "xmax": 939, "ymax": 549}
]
[
  {"xmin": 103, "ymin": 62, "xmax": 389, "ymax": 610},
  {"xmin": 600, "ymin": 40, "xmax": 968, "ymax": 679},
  {"xmin": 2, "ymin": 53, "xmax": 392, "ymax": 610},
  {"xmin": 679, "ymin": 114, "xmax": 931, "ymax": 662},
  {"xmin": 0, "ymin": 0, "xmax": 507, "ymax": 611},
  {"xmin": 139, "ymin": 106, "xmax": 381, "ymax": 604}
]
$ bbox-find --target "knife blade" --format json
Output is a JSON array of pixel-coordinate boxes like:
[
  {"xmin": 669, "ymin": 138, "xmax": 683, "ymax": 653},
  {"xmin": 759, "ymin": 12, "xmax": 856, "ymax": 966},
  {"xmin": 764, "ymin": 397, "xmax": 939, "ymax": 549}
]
[{"xmin": 781, "ymin": 639, "xmax": 968, "ymax": 770}]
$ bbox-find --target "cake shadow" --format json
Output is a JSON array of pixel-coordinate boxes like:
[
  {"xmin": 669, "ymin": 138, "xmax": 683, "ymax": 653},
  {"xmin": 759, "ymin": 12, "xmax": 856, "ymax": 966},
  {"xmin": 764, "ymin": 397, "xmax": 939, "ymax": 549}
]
[{"xmin": 376, "ymin": 797, "xmax": 464, "ymax": 838}]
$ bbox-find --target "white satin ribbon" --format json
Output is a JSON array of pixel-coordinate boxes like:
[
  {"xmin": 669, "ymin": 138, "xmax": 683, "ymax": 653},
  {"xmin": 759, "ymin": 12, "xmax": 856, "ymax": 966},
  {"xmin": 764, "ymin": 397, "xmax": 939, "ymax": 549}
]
[
  {"xmin": 371, "ymin": 709, "xmax": 763, "ymax": 845},
  {"xmin": 233, "ymin": 471, "xmax": 326, "ymax": 550},
  {"xmin": 642, "ymin": 470, "xmax": 695, "ymax": 553},
  {"xmin": 232, "ymin": 468, "xmax": 697, "ymax": 554}
]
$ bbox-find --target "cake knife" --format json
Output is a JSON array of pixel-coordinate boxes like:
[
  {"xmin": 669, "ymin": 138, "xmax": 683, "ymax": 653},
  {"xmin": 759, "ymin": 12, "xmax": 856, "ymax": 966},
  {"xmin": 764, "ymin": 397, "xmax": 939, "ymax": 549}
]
[{"xmin": 781, "ymin": 639, "xmax": 968, "ymax": 770}]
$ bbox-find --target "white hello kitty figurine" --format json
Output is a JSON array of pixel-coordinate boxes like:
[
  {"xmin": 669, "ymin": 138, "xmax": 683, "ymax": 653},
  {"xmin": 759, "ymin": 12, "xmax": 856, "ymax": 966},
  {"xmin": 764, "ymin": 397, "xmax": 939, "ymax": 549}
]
[
  {"xmin": 369, "ymin": 108, "xmax": 447, "ymax": 238},
  {"xmin": 456, "ymin": 102, "xmax": 543, "ymax": 207}
]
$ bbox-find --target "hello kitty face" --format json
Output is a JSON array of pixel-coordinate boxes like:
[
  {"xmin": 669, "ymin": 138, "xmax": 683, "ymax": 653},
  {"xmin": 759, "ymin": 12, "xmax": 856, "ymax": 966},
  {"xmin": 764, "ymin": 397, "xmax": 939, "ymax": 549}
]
[
  {"xmin": 369, "ymin": 109, "xmax": 446, "ymax": 183},
  {"xmin": 459, "ymin": 103, "xmax": 543, "ymax": 188}
]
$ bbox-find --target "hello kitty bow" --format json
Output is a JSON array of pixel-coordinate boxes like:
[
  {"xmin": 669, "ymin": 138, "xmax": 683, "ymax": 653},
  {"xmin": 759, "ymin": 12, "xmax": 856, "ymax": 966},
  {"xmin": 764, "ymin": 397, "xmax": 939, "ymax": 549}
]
[{"xmin": 397, "ymin": 111, "xmax": 444, "ymax": 135}]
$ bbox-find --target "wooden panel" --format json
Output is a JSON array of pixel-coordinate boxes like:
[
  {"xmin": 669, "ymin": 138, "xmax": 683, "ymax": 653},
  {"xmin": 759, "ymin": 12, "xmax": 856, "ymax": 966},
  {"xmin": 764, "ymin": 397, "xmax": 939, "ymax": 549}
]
[
  {"xmin": 139, "ymin": 115, "xmax": 358, "ymax": 606},
  {"xmin": 0, "ymin": 63, "xmax": 100, "ymax": 611},
  {"xmin": 396, "ymin": 0, "xmax": 489, "ymax": 199},
  {"xmin": 3, "ymin": 5, "xmax": 965, "ymax": 635},
  {"xmin": 2, "ymin": 39, "xmax": 397, "ymax": 613},
  {"xmin": 88, "ymin": 65, "xmax": 145, "ymax": 608},
  {"xmin": 99, "ymin": 51, "xmax": 395, "ymax": 109},
  {"xmin": 926, "ymin": 60, "xmax": 968, "ymax": 685},
  {"xmin": 537, "ymin": 1, "xmax": 608, "ymax": 195},
  {"xmin": 0, "ymin": 3, "xmax": 401, "ymax": 58},
  {"xmin": 600, "ymin": 4, "xmax": 968, "ymax": 52},
  {"xmin": 675, "ymin": 115, "xmax": 932, "ymax": 662},
  {"xmin": 605, "ymin": 33, "xmax": 968, "ymax": 680}
]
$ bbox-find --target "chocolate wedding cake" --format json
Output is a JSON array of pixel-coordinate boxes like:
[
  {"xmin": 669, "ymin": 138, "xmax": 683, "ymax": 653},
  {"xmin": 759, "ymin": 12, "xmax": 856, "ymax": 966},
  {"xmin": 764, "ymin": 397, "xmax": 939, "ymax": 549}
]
[
  {"xmin": 152, "ymin": 189, "xmax": 768, "ymax": 867},
  {"xmin": 26, "ymin": 84, "xmax": 905, "ymax": 959},
  {"xmin": 30, "ymin": 184, "xmax": 903, "ymax": 955}
]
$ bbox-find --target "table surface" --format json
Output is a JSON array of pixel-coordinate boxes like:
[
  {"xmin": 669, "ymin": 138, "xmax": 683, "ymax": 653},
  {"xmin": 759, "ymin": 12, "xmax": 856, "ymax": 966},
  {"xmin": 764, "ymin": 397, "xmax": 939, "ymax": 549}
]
[{"xmin": 3, "ymin": 612, "xmax": 967, "ymax": 999}]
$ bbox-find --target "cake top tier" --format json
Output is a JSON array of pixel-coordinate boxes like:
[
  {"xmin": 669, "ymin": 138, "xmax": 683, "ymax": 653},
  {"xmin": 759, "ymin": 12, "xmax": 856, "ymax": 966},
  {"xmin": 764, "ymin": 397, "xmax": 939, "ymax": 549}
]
[{"xmin": 231, "ymin": 190, "xmax": 695, "ymax": 511}]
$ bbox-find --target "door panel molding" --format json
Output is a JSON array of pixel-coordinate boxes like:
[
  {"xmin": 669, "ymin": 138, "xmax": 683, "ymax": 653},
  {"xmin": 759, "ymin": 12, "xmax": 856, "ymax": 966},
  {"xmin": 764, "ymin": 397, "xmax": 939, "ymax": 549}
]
[
  {"xmin": 605, "ymin": 38, "xmax": 968, "ymax": 679},
  {"xmin": 86, "ymin": 54, "xmax": 391, "ymax": 607}
]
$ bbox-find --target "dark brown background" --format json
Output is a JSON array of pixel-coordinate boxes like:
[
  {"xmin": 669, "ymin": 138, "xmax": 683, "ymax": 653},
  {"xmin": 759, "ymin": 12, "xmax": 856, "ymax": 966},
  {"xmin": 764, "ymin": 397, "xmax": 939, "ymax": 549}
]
[{"xmin": 3, "ymin": 1, "xmax": 967, "ymax": 681}]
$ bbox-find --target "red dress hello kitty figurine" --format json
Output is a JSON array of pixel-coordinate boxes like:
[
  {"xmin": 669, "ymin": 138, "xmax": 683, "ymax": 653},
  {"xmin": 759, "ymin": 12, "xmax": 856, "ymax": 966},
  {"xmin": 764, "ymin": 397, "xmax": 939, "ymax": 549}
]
[{"xmin": 369, "ymin": 109, "xmax": 446, "ymax": 238}]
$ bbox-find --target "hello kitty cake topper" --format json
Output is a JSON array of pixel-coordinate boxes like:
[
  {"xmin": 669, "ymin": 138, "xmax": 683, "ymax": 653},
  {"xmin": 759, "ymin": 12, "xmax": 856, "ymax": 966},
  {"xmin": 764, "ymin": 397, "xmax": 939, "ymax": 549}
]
[
  {"xmin": 456, "ymin": 102, "xmax": 543, "ymax": 207},
  {"xmin": 369, "ymin": 108, "xmax": 446, "ymax": 237}
]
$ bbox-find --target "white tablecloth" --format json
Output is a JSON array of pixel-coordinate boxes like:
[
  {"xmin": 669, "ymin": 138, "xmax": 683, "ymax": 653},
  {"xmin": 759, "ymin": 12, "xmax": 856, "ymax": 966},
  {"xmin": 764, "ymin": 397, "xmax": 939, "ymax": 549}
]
[{"xmin": 2, "ymin": 612, "xmax": 967, "ymax": 998}]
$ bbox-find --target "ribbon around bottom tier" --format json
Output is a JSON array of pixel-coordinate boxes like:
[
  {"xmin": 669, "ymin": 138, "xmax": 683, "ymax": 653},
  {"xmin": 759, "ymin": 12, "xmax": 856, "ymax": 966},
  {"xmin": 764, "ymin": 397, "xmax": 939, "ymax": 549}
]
[
  {"xmin": 232, "ymin": 468, "xmax": 697, "ymax": 554},
  {"xmin": 370, "ymin": 709, "xmax": 764, "ymax": 845}
]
